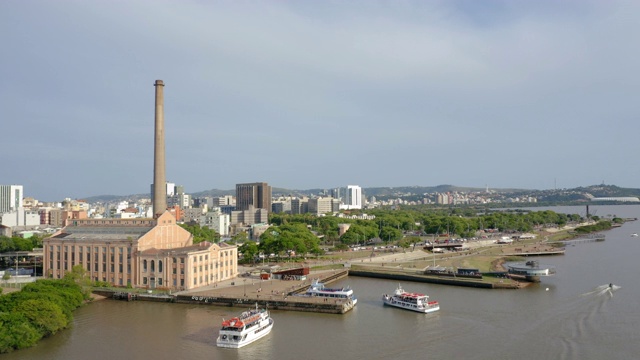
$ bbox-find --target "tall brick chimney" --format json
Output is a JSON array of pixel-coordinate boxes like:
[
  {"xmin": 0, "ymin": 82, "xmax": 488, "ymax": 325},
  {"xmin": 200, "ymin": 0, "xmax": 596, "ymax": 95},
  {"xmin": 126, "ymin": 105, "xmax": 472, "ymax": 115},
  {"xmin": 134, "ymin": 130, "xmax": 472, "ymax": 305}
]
[{"xmin": 153, "ymin": 80, "xmax": 167, "ymax": 218}]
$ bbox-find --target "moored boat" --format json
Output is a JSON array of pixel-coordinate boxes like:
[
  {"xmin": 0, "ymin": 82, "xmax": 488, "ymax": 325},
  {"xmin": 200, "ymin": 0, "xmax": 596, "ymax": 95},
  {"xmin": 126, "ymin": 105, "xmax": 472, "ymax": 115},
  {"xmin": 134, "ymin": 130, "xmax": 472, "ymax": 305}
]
[
  {"xmin": 306, "ymin": 279, "xmax": 357, "ymax": 305},
  {"xmin": 216, "ymin": 304, "xmax": 274, "ymax": 348},
  {"xmin": 382, "ymin": 284, "xmax": 440, "ymax": 314}
]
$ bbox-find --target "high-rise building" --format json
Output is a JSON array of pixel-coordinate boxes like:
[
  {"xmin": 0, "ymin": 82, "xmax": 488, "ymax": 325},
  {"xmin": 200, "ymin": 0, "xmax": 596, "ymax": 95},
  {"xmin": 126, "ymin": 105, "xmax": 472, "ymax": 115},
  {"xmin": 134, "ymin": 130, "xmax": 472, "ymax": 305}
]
[
  {"xmin": 340, "ymin": 185, "xmax": 362, "ymax": 210},
  {"xmin": 0, "ymin": 185, "xmax": 23, "ymax": 213},
  {"xmin": 235, "ymin": 182, "xmax": 272, "ymax": 212},
  {"xmin": 230, "ymin": 207, "xmax": 268, "ymax": 226},
  {"xmin": 200, "ymin": 208, "xmax": 230, "ymax": 236},
  {"xmin": 308, "ymin": 197, "xmax": 337, "ymax": 215}
]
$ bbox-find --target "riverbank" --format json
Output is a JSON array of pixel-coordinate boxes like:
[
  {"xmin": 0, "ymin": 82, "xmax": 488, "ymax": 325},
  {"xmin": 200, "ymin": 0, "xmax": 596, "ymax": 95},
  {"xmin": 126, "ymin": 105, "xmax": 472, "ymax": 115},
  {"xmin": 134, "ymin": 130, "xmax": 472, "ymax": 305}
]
[{"xmin": 87, "ymin": 221, "xmax": 619, "ymax": 313}]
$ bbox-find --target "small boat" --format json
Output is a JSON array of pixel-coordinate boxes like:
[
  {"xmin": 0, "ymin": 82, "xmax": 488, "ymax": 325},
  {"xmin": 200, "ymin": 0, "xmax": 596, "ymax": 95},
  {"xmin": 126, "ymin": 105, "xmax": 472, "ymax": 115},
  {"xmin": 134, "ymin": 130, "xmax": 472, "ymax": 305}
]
[
  {"xmin": 305, "ymin": 279, "xmax": 357, "ymax": 305},
  {"xmin": 631, "ymin": 233, "xmax": 638, "ymax": 237},
  {"xmin": 382, "ymin": 284, "xmax": 440, "ymax": 314},
  {"xmin": 216, "ymin": 304, "xmax": 274, "ymax": 348}
]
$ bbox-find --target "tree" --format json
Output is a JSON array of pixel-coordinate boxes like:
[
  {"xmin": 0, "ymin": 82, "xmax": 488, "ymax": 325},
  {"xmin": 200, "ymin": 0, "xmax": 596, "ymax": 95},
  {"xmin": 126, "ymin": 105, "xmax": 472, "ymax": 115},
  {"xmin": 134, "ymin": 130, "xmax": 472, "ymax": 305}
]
[
  {"xmin": 404, "ymin": 235, "xmax": 421, "ymax": 250},
  {"xmin": 238, "ymin": 242, "xmax": 259, "ymax": 264},
  {"xmin": 179, "ymin": 224, "xmax": 220, "ymax": 244},
  {"xmin": 15, "ymin": 299, "xmax": 67, "ymax": 337},
  {"xmin": 0, "ymin": 278, "xmax": 86, "ymax": 353},
  {"xmin": 379, "ymin": 226, "xmax": 402, "ymax": 243},
  {"xmin": 231, "ymin": 231, "xmax": 249, "ymax": 244},
  {"xmin": 0, "ymin": 312, "xmax": 40, "ymax": 352},
  {"xmin": 63, "ymin": 265, "xmax": 92, "ymax": 299},
  {"xmin": 258, "ymin": 223, "xmax": 321, "ymax": 260}
]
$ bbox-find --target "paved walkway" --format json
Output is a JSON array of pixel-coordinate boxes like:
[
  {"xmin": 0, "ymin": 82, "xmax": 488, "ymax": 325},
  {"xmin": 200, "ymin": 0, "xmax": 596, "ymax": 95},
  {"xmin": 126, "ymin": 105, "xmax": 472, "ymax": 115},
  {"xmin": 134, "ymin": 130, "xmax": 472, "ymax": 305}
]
[{"xmin": 178, "ymin": 269, "xmax": 345, "ymax": 303}]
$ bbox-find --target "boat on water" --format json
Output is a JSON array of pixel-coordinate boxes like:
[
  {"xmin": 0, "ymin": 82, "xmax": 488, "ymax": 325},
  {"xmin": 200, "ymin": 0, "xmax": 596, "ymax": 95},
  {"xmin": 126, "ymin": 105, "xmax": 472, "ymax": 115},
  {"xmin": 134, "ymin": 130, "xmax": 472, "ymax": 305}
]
[
  {"xmin": 306, "ymin": 279, "xmax": 357, "ymax": 305},
  {"xmin": 631, "ymin": 233, "xmax": 638, "ymax": 237},
  {"xmin": 216, "ymin": 304, "xmax": 274, "ymax": 349},
  {"xmin": 382, "ymin": 284, "xmax": 440, "ymax": 314}
]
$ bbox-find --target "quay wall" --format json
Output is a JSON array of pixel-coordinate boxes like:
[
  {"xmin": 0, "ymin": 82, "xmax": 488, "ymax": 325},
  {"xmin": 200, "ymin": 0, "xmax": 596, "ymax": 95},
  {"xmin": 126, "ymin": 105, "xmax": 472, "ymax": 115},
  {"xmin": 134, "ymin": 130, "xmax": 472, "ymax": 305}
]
[
  {"xmin": 91, "ymin": 270, "xmax": 354, "ymax": 314},
  {"xmin": 348, "ymin": 269, "xmax": 512, "ymax": 289},
  {"xmin": 175, "ymin": 295, "xmax": 352, "ymax": 314},
  {"xmin": 90, "ymin": 290, "xmax": 352, "ymax": 314}
]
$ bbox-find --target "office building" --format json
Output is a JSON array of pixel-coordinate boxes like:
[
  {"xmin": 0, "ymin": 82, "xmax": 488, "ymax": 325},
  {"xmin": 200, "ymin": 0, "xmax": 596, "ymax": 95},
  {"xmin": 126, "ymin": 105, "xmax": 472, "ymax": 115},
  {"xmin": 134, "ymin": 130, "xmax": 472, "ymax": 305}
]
[
  {"xmin": 235, "ymin": 182, "xmax": 272, "ymax": 212},
  {"xmin": 0, "ymin": 185, "xmax": 23, "ymax": 213},
  {"xmin": 340, "ymin": 185, "xmax": 362, "ymax": 210},
  {"xmin": 308, "ymin": 197, "xmax": 337, "ymax": 216}
]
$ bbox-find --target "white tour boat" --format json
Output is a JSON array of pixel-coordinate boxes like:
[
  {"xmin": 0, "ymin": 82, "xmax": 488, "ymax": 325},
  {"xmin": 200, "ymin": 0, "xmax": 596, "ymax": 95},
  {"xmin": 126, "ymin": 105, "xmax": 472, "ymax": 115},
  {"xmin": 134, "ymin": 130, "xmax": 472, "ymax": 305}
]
[
  {"xmin": 216, "ymin": 304, "xmax": 274, "ymax": 348},
  {"xmin": 382, "ymin": 284, "xmax": 440, "ymax": 314},
  {"xmin": 306, "ymin": 279, "xmax": 357, "ymax": 305}
]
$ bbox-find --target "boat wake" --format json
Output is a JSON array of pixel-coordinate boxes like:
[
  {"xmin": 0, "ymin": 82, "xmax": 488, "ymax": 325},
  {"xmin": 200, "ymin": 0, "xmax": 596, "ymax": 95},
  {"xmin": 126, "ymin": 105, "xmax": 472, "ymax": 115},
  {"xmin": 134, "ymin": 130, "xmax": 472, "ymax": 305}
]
[
  {"xmin": 580, "ymin": 284, "xmax": 620, "ymax": 297},
  {"xmin": 553, "ymin": 284, "xmax": 620, "ymax": 359},
  {"xmin": 501, "ymin": 283, "xmax": 619, "ymax": 359}
]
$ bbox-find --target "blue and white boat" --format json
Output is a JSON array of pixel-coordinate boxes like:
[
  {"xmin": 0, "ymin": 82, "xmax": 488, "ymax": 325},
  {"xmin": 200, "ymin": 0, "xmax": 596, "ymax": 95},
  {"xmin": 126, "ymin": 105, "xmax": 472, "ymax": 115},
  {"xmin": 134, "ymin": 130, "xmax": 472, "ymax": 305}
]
[{"xmin": 306, "ymin": 279, "xmax": 357, "ymax": 305}]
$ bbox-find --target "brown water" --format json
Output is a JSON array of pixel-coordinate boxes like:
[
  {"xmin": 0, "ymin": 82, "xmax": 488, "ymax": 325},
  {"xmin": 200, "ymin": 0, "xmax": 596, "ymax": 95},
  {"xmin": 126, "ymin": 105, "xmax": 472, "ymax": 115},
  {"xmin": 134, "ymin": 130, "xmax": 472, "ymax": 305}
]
[{"xmin": 5, "ymin": 205, "xmax": 640, "ymax": 360}]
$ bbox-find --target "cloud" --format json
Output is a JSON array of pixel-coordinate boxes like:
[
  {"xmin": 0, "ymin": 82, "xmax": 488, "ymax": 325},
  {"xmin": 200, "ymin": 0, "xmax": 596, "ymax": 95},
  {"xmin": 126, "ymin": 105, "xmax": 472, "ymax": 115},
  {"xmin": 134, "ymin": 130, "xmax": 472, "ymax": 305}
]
[{"xmin": 1, "ymin": 0, "xmax": 639, "ymax": 200}]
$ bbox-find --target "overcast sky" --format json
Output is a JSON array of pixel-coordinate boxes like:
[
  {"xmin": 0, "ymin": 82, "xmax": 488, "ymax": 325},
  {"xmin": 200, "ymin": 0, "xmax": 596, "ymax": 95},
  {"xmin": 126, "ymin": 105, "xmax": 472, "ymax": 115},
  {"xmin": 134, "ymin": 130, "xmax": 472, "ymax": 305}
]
[{"xmin": 1, "ymin": 1, "xmax": 639, "ymax": 202}]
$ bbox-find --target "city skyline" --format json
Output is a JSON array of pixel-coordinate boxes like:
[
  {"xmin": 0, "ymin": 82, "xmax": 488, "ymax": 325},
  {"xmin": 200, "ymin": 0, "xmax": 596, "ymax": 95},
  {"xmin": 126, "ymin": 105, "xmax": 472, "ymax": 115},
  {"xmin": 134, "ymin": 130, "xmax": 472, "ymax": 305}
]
[{"xmin": 2, "ymin": 1, "xmax": 639, "ymax": 202}]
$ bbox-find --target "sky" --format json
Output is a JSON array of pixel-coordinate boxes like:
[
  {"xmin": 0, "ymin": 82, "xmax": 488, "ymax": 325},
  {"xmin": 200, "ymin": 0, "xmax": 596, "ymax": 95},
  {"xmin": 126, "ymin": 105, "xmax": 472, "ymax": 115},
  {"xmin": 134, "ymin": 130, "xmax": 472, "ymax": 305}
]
[{"xmin": 1, "ymin": 0, "xmax": 639, "ymax": 202}]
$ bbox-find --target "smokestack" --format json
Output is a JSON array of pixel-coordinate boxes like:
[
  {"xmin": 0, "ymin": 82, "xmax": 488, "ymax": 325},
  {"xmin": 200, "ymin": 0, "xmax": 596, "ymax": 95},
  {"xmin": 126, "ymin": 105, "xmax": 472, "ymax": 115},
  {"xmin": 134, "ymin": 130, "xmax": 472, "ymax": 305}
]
[{"xmin": 153, "ymin": 80, "xmax": 167, "ymax": 218}]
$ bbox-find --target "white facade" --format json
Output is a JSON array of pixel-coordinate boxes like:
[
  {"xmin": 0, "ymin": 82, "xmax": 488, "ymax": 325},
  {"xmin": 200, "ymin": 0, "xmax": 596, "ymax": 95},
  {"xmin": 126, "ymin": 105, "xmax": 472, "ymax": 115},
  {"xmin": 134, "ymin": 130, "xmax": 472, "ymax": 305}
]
[
  {"xmin": 166, "ymin": 182, "xmax": 176, "ymax": 196},
  {"xmin": 113, "ymin": 211, "xmax": 137, "ymax": 219},
  {"xmin": 115, "ymin": 201, "xmax": 130, "ymax": 213},
  {"xmin": 0, "ymin": 185, "xmax": 24, "ymax": 213},
  {"xmin": 340, "ymin": 185, "xmax": 362, "ymax": 210},
  {"xmin": 200, "ymin": 209, "xmax": 230, "ymax": 236},
  {"xmin": 0, "ymin": 209, "xmax": 40, "ymax": 227}
]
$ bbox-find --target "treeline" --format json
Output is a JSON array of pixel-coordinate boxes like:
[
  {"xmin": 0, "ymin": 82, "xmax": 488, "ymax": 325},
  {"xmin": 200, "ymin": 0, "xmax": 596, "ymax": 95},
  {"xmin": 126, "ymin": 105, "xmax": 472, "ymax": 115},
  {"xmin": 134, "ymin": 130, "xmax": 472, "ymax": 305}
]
[
  {"xmin": 0, "ymin": 274, "xmax": 90, "ymax": 353},
  {"xmin": 239, "ymin": 223, "xmax": 322, "ymax": 263},
  {"xmin": 0, "ymin": 235, "xmax": 43, "ymax": 253},
  {"xmin": 269, "ymin": 208, "xmax": 584, "ymax": 246},
  {"xmin": 574, "ymin": 220, "xmax": 613, "ymax": 234}
]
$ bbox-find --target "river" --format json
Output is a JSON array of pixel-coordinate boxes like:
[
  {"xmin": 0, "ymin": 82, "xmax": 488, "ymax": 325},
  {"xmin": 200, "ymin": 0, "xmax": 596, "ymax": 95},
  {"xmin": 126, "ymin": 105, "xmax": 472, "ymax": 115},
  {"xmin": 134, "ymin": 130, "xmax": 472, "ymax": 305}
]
[{"xmin": 5, "ymin": 205, "xmax": 640, "ymax": 360}]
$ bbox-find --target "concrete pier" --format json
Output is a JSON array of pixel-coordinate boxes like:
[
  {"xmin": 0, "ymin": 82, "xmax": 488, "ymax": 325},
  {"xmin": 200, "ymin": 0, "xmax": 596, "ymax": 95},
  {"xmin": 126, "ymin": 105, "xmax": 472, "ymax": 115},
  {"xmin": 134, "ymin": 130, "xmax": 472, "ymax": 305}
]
[
  {"xmin": 348, "ymin": 268, "xmax": 517, "ymax": 289},
  {"xmin": 93, "ymin": 270, "xmax": 356, "ymax": 314}
]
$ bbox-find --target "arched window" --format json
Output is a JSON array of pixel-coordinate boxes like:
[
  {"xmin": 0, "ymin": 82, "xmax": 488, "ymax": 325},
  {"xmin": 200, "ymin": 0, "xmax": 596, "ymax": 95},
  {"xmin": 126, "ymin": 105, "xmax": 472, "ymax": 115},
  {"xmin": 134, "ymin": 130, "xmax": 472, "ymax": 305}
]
[
  {"xmin": 151, "ymin": 260, "xmax": 155, "ymax": 272},
  {"xmin": 158, "ymin": 260, "xmax": 163, "ymax": 273},
  {"xmin": 143, "ymin": 260, "xmax": 147, "ymax": 272}
]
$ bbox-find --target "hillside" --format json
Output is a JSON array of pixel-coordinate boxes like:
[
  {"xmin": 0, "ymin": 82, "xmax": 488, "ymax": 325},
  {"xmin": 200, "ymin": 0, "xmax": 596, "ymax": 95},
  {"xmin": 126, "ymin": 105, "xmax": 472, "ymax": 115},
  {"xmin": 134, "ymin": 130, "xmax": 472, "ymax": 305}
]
[{"xmin": 78, "ymin": 184, "xmax": 639, "ymax": 205}]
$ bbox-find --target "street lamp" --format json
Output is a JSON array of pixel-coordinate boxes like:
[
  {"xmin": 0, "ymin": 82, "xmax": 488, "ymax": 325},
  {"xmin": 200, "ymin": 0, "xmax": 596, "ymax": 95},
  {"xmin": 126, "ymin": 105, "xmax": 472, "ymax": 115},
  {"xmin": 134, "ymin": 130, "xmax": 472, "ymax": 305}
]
[{"xmin": 243, "ymin": 279, "xmax": 247, "ymax": 297}]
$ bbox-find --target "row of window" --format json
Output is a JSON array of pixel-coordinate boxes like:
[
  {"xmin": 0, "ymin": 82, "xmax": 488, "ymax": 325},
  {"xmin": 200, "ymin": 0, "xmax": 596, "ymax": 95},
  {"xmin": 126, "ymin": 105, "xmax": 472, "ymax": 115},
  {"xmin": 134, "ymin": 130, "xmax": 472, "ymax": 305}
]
[
  {"xmin": 49, "ymin": 245, "xmax": 132, "ymax": 255},
  {"xmin": 49, "ymin": 260, "xmax": 132, "ymax": 274}
]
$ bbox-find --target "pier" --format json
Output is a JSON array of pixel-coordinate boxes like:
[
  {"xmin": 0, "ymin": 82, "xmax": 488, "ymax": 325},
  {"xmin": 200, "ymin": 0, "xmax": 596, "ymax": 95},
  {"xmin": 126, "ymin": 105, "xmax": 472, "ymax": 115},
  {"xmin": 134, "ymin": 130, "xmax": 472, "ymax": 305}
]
[
  {"xmin": 550, "ymin": 233, "xmax": 605, "ymax": 246},
  {"xmin": 93, "ymin": 270, "xmax": 356, "ymax": 314},
  {"xmin": 348, "ymin": 267, "xmax": 521, "ymax": 289}
]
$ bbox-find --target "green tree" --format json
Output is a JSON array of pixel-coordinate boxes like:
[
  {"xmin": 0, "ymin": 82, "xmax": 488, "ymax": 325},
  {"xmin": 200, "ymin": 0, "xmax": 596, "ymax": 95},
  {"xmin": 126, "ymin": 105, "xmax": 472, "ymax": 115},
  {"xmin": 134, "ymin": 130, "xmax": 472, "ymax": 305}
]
[
  {"xmin": 63, "ymin": 265, "xmax": 93, "ymax": 299},
  {"xmin": 15, "ymin": 299, "xmax": 67, "ymax": 337},
  {"xmin": 238, "ymin": 242, "xmax": 259, "ymax": 263},
  {"xmin": 231, "ymin": 231, "xmax": 249, "ymax": 244},
  {"xmin": 179, "ymin": 224, "xmax": 220, "ymax": 244},
  {"xmin": 379, "ymin": 226, "xmax": 402, "ymax": 242},
  {"xmin": 0, "ymin": 312, "xmax": 40, "ymax": 352}
]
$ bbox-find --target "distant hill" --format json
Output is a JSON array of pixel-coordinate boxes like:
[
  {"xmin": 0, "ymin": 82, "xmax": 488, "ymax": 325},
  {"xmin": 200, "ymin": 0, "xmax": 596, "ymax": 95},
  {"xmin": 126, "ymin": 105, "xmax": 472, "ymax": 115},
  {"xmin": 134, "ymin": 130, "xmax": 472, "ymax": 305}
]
[{"xmin": 78, "ymin": 184, "xmax": 640, "ymax": 205}]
